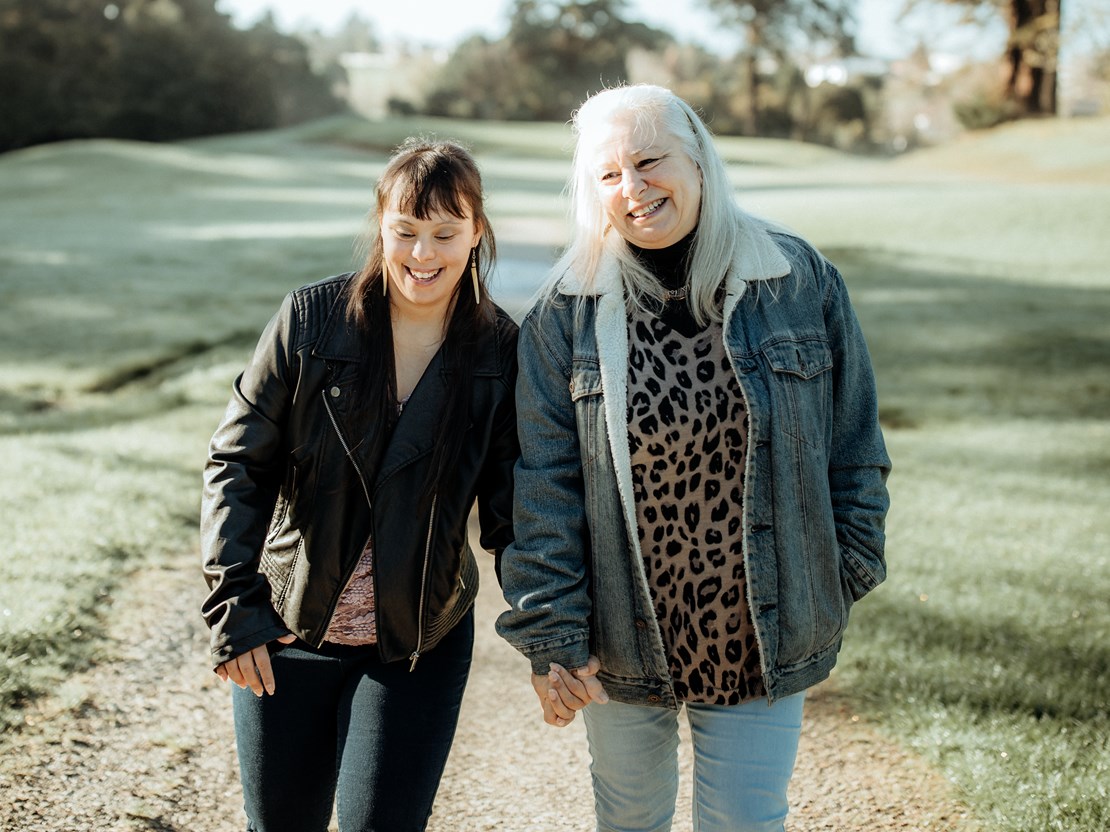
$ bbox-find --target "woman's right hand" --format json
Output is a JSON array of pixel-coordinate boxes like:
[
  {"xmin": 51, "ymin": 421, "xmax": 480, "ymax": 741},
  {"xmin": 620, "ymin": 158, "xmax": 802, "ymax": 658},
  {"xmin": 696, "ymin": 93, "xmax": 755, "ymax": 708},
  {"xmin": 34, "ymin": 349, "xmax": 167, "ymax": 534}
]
[{"xmin": 216, "ymin": 633, "xmax": 297, "ymax": 697}]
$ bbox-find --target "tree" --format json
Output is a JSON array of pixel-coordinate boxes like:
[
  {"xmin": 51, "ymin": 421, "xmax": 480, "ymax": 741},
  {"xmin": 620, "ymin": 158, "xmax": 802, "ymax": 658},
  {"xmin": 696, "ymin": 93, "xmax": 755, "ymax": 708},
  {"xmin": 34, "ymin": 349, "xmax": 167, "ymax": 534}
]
[
  {"xmin": 0, "ymin": 0, "xmax": 123, "ymax": 149},
  {"xmin": 903, "ymin": 0, "xmax": 1061, "ymax": 116},
  {"xmin": 422, "ymin": 0, "xmax": 668, "ymax": 122},
  {"xmin": 0, "ymin": 0, "xmax": 343, "ymax": 153},
  {"xmin": 700, "ymin": 0, "xmax": 856, "ymax": 134},
  {"xmin": 504, "ymin": 0, "xmax": 668, "ymax": 119}
]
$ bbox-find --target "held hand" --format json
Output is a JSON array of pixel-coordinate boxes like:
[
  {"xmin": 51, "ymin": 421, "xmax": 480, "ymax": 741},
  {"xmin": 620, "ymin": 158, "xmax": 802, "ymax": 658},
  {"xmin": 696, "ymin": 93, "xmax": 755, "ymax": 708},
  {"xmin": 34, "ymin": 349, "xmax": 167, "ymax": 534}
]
[
  {"xmin": 530, "ymin": 655, "xmax": 608, "ymax": 728},
  {"xmin": 567, "ymin": 655, "xmax": 609, "ymax": 705},
  {"xmin": 217, "ymin": 633, "xmax": 296, "ymax": 697}
]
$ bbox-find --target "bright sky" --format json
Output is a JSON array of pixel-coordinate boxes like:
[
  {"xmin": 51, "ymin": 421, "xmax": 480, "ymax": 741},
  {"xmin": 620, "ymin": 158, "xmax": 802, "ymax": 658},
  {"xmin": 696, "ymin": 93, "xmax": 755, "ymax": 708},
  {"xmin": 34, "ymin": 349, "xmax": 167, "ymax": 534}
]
[{"xmin": 215, "ymin": 0, "xmax": 948, "ymax": 60}]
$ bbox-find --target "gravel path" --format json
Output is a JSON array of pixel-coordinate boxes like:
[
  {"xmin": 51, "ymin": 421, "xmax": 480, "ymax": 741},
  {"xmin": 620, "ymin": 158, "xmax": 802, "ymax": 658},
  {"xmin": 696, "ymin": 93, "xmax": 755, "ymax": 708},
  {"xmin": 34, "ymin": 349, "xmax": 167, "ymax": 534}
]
[{"xmin": 0, "ymin": 540, "xmax": 981, "ymax": 832}]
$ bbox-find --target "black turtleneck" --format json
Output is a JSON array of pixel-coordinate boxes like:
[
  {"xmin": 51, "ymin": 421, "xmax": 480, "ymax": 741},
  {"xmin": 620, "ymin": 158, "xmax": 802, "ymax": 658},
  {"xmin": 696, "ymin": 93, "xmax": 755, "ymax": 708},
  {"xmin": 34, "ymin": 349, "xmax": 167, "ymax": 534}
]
[{"xmin": 627, "ymin": 231, "xmax": 705, "ymax": 338}]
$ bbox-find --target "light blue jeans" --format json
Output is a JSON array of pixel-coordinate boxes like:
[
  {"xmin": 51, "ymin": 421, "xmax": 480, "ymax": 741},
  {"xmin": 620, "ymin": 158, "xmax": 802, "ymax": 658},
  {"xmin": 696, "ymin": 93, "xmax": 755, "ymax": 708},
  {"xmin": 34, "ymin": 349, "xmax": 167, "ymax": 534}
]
[{"xmin": 582, "ymin": 692, "xmax": 806, "ymax": 832}]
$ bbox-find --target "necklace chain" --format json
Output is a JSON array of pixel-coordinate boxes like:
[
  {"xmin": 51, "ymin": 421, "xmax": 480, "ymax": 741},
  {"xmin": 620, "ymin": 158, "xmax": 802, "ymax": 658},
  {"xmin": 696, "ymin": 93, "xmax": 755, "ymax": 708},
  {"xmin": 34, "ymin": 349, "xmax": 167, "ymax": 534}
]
[{"xmin": 662, "ymin": 286, "xmax": 688, "ymax": 302}]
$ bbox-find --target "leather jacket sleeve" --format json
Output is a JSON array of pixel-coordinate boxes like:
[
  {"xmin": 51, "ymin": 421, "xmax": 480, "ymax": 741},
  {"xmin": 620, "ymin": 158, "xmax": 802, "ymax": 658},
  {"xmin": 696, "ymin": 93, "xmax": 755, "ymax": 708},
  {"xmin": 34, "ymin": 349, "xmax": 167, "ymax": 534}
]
[
  {"xmin": 475, "ymin": 318, "xmax": 520, "ymax": 584},
  {"xmin": 200, "ymin": 294, "xmax": 297, "ymax": 667}
]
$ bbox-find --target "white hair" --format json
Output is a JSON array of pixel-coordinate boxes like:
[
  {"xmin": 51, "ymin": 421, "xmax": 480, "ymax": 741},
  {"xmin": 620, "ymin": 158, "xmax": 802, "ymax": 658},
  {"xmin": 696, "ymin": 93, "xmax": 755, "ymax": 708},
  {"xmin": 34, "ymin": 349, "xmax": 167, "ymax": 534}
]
[{"xmin": 542, "ymin": 84, "xmax": 772, "ymax": 324}]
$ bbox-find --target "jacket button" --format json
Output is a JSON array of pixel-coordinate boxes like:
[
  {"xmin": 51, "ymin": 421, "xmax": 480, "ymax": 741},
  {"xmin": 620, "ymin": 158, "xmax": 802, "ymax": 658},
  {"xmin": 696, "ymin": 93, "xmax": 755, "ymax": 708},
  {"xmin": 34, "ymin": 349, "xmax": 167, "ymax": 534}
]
[
  {"xmin": 329, "ymin": 386, "xmax": 341, "ymax": 398},
  {"xmin": 647, "ymin": 694, "xmax": 661, "ymax": 703},
  {"xmin": 634, "ymin": 618, "xmax": 647, "ymax": 630}
]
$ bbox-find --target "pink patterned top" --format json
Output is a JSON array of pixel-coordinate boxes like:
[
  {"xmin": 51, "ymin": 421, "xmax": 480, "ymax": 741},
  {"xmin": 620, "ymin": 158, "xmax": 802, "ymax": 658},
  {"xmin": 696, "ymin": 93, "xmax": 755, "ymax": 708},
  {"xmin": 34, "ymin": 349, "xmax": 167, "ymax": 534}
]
[{"xmin": 323, "ymin": 394, "xmax": 411, "ymax": 646}]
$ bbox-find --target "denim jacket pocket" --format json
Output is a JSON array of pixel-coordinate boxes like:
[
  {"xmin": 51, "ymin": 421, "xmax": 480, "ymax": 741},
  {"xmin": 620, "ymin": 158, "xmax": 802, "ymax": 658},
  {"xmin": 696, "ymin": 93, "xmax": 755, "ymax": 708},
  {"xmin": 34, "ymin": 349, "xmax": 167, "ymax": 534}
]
[
  {"xmin": 762, "ymin": 338, "xmax": 833, "ymax": 448},
  {"xmin": 570, "ymin": 360, "xmax": 605, "ymax": 466},
  {"xmin": 840, "ymin": 542, "xmax": 886, "ymax": 602}
]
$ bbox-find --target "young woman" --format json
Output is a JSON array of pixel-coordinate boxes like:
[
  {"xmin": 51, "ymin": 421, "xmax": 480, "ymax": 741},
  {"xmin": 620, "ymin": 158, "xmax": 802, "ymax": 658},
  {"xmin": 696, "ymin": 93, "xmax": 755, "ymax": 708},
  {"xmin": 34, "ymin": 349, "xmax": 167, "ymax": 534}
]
[
  {"xmin": 497, "ymin": 85, "xmax": 891, "ymax": 831},
  {"xmin": 201, "ymin": 139, "xmax": 518, "ymax": 832}
]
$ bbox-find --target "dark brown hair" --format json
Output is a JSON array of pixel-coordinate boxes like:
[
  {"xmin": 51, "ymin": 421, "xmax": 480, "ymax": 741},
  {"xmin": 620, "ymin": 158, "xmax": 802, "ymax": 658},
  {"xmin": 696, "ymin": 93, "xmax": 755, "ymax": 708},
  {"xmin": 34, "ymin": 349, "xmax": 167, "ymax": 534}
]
[{"xmin": 344, "ymin": 138, "xmax": 498, "ymax": 504}]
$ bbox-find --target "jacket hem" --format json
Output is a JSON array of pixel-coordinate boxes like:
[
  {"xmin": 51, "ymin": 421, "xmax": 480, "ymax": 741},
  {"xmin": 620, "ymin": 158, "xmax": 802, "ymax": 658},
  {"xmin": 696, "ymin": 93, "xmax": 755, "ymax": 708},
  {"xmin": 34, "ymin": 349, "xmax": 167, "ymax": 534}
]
[{"xmin": 763, "ymin": 641, "xmax": 841, "ymax": 703}]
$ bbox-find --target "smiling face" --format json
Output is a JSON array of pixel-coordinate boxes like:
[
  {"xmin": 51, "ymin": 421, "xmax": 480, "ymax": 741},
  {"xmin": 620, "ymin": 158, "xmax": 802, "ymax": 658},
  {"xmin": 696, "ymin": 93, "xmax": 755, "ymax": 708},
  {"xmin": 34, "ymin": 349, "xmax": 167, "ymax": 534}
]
[
  {"xmin": 379, "ymin": 201, "xmax": 482, "ymax": 318},
  {"xmin": 590, "ymin": 115, "xmax": 702, "ymax": 250}
]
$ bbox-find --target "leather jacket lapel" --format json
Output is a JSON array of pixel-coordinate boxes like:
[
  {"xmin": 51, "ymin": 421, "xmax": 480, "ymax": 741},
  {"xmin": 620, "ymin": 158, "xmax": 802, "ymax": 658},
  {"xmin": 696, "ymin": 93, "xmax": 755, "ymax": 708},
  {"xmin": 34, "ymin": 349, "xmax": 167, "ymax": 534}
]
[{"xmin": 374, "ymin": 348, "xmax": 447, "ymax": 492}]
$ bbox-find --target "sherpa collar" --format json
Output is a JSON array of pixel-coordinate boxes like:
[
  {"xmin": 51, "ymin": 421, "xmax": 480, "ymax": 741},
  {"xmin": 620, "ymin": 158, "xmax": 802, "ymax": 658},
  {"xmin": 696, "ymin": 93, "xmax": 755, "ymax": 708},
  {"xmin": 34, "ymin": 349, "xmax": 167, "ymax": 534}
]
[{"xmin": 555, "ymin": 211, "xmax": 792, "ymax": 311}]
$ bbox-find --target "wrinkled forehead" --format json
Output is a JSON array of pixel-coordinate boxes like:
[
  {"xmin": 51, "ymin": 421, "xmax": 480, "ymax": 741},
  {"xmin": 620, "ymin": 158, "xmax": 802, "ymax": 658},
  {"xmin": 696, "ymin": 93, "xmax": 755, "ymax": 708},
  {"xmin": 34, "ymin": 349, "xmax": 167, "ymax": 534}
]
[
  {"xmin": 586, "ymin": 112, "xmax": 656, "ymax": 156},
  {"xmin": 587, "ymin": 117, "xmax": 690, "ymax": 173}
]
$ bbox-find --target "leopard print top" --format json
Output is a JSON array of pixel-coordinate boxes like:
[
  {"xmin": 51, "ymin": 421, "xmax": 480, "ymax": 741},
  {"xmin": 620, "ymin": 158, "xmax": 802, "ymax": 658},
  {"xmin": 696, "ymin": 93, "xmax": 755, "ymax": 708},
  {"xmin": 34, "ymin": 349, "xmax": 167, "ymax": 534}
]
[{"xmin": 627, "ymin": 304, "xmax": 766, "ymax": 705}]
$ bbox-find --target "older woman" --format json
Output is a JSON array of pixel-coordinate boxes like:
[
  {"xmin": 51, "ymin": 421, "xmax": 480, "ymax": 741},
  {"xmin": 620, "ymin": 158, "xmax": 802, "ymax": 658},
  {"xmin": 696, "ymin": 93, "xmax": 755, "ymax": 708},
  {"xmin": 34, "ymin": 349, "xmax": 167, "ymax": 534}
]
[{"xmin": 497, "ymin": 85, "xmax": 891, "ymax": 831}]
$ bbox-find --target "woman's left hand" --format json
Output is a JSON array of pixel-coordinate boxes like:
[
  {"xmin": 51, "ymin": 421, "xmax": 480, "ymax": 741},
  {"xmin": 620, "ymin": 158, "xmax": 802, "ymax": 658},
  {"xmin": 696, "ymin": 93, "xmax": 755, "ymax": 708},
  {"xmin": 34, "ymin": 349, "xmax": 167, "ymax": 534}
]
[
  {"xmin": 216, "ymin": 633, "xmax": 296, "ymax": 696},
  {"xmin": 530, "ymin": 655, "xmax": 608, "ymax": 727}
]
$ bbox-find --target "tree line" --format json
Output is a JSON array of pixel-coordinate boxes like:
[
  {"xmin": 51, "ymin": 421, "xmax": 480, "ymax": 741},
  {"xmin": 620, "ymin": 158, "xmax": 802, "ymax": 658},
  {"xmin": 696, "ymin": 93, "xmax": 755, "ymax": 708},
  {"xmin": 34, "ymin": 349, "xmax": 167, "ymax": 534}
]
[
  {"xmin": 0, "ymin": 0, "xmax": 1080, "ymax": 155},
  {"xmin": 409, "ymin": 0, "xmax": 1071, "ymax": 148},
  {"xmin": 0, "ymin": 0, "xmax": 343, "ymax": 153}
]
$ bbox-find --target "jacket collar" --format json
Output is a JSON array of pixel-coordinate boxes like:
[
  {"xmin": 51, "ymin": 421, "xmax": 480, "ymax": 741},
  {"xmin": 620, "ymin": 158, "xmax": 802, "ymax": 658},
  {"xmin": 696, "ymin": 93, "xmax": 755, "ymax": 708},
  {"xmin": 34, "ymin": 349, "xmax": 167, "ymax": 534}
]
[
  {"xmin": 313, "ymin": 277, "xmax": 504, "ymax": 378},
  {"xmin": 555, "ymin": 212, "xmax": 792, "ymax": 314},
  {"xmin": 312, "ymin": 277, "xmax": 506, "ymax": 492}
]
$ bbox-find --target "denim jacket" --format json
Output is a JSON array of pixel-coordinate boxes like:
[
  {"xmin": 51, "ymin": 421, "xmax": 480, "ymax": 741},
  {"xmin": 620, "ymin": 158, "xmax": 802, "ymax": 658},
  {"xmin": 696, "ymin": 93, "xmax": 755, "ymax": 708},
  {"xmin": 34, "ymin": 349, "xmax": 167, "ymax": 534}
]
[{"xmin": 496, "ymin": 219, "xmax": 891, "ymax": 707}]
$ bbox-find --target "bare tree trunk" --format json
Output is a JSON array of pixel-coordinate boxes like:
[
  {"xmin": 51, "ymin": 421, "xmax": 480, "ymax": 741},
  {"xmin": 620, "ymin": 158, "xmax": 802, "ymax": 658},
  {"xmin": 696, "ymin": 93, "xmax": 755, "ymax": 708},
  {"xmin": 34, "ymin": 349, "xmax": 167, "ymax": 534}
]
[
  {"xmin": 746, "ymin": 50, "xmax": 761, "ymax": 135},
  {"xmin": 1007, "ymin": 0, "xmax": 1060, "ymax": 115},
  {"xmin": 1044, "ymin": 0, "xmax": 1060, "ymax": 115},
  {"xmin": 1008, "ymin": 0, "xmax": 1035, "ymax": 110}
]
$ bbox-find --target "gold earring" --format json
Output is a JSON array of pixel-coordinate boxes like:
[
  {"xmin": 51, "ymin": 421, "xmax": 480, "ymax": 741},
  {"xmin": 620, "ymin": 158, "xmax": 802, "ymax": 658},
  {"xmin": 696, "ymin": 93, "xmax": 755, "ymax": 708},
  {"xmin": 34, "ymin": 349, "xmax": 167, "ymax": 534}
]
[
  {"xmin": 382, "ymin": 272, "xmax": 388, "ymax": 297},
  {"xmin": 470, "ymin": 250, "xmax": 480, "ymax": 304}
]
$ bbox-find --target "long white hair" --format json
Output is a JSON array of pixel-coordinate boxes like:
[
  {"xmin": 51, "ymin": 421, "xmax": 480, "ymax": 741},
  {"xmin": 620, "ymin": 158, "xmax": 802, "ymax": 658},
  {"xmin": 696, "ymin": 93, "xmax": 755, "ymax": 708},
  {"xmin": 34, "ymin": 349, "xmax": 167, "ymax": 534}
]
[{"xmin": 543, "ymin": 84, "xmax": 755, "ymax": 324}]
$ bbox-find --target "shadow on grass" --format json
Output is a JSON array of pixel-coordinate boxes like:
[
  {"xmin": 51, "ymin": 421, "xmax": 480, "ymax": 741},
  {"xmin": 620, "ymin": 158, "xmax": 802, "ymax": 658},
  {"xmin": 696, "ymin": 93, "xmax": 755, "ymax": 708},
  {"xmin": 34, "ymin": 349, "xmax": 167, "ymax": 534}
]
[
  {"xmin": 832, "ymin": 247, "xmax": 1110, "ymax": 427},
  {"xmin": 849, "ymin": 590, "xmax": 1110, "ymax": 724}
]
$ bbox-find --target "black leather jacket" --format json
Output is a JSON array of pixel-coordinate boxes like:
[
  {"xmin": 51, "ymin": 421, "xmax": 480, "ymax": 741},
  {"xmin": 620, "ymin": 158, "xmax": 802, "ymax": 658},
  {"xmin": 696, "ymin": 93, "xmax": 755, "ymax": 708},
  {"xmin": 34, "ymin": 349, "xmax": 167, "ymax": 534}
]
[{"xmin": 201, "ymin": 274, "xmax": 518, "ymax": 668}]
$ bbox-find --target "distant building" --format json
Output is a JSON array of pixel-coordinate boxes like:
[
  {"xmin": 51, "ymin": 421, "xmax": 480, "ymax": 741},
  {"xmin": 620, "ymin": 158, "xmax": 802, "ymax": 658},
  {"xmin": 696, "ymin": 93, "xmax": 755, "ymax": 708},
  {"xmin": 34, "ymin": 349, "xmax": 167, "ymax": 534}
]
[{"xmin": 336, "ymin": 45, "xmax": 444, "ymax": 119}]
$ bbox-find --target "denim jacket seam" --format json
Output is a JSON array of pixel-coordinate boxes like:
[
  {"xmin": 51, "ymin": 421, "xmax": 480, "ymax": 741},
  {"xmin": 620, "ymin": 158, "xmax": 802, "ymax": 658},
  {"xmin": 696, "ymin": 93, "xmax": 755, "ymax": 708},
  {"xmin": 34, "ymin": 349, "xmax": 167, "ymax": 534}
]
[
  {"xmin": 525, "ymin": 312, "xmax": 573, "ymax": 379},
  {"xmin": 515, "ymin": 630, "xmax": 589, "ymax": 652}
]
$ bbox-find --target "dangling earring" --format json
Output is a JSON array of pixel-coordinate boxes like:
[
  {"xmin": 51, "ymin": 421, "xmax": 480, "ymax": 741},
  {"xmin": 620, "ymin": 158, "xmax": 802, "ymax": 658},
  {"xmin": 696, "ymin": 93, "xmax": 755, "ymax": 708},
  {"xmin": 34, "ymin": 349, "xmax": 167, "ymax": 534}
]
[
  {"xmin": 382, "ymin": 271, "xmax": 388, "ymax": 297},
  {"xmin": 470, "ymin": 249, "xmax": 481, "ymax": 304}
]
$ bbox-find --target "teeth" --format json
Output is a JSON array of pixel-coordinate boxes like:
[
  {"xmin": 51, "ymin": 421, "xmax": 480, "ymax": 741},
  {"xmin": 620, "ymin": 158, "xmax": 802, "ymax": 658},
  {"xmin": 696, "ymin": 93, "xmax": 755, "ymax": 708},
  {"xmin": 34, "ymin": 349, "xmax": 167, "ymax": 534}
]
[
  {"xmin": 410, "ymin": 269, "xmax": 439, "ymax": 280},
  {"xmin": 631, "ymin": 198, "xmax": 665, "ymax": 218}
]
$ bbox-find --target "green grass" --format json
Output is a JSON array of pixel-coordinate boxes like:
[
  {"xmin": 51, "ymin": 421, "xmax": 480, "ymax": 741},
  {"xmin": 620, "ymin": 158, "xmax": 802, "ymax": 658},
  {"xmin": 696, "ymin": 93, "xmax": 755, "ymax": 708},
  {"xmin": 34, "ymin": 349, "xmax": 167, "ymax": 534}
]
[
  {"xmin": 1, "ymin": 113, "xmax": 1108, "ymax": 829},
  {"xmin": 832, "ymin": 256, "xmax": 1110, "ymax": 832}
]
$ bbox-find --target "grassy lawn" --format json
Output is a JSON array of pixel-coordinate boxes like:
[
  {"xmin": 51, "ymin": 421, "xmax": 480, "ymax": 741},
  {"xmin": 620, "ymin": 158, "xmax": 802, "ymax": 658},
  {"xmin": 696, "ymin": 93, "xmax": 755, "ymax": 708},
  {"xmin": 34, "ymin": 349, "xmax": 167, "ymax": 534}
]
[{"xmin": 1, "ymin": 114, "xmax": 1107, "ymax": 830}]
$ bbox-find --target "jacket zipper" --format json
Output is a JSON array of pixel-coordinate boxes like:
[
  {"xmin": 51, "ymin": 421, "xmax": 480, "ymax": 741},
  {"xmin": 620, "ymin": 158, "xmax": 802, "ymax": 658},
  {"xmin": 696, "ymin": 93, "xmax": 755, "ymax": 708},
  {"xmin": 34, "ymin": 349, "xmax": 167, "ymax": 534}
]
[
  {"xmin": 412, "ymin": 499, "xmax": 437, "ymax": 674},
  {"xmin": 410, "ymin": 494, "xmax": 436, "ymax": 671},
  {"xmin": 321, "ymin": 390, "xmax": 375, "ymax": 638}
]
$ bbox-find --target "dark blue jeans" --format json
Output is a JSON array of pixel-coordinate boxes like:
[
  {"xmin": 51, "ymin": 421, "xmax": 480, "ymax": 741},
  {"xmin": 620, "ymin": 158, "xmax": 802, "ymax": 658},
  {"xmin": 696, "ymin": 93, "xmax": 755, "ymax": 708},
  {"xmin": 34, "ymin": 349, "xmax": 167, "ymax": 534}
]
[{"xmin": 232, "ymin": 610, "xmax": 474, "ymax": 832}]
